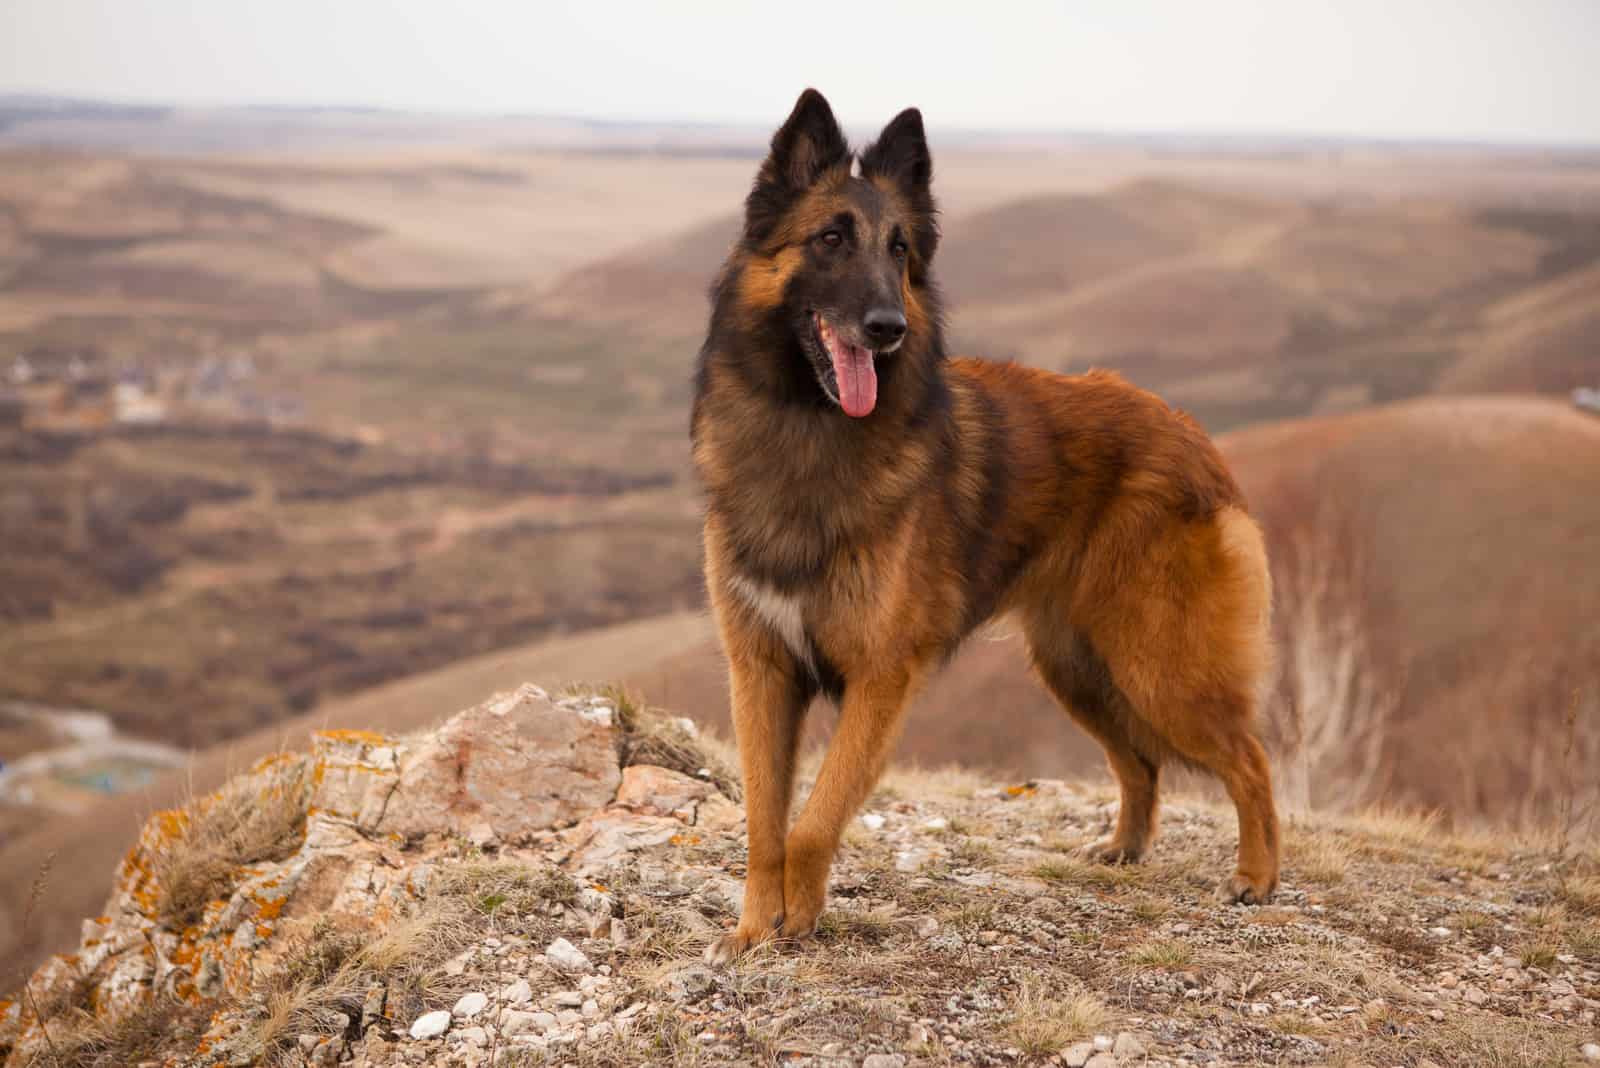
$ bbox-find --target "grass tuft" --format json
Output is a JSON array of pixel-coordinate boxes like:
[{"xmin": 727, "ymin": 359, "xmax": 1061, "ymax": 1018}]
[
  {"xmin": 152, "ymin": 755, "xmax": 310, "ymax": 928},
  {"xmin": 1004, "ymin": 977, "xmax": 1108, "ymax": 1056}
]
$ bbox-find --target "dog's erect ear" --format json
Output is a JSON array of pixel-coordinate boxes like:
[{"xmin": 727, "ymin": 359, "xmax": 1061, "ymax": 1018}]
[
  {"xmin": 861, "ymin": 107, "xmax": 938, "ymax": 265},
  {"xmin": 745, "ymin": 89, "xmax": 849, "ymax": 244},
  {"xmin": 861, "ymin": 107, "xmax": 931, "ymax": 194}
]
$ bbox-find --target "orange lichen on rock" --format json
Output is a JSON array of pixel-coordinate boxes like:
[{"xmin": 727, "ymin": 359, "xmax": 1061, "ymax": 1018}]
[{"xmin": 315, "ymin": 728, "xmax": 388, "ymax": 746}]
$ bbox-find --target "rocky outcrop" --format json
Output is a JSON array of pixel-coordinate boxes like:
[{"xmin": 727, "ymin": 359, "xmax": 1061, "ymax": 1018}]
[{"xmin": 0, "ymin": 684, "xmax": 732, "ymax": 1067}]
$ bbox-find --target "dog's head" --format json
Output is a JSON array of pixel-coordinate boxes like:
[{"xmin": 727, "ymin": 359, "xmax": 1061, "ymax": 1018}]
[{"xmin": 731, "ymin": 89, "xmax": 941, "ymax": 418}]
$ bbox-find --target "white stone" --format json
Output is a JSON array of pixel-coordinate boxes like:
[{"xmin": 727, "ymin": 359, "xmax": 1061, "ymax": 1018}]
[
  {"xmin": 500, "ymin": 1010, "xmax": 542, "ymax": 1036},
  {"xmin": 860, "ymin": 812, "xmax": 886, "ymax": 830},
  {"xmin": 1064, "ymin": 1043, "xmax": 1095, "ymax": 1068},
  {"xmin": 546, "ymin": 937, "xmax": 593, "ymax": 973},
  {"xmin": 452, "ymin": 991, "xmax": 488, "ymax": 1018},
  {"xmin": 863, "ymin": 1055, "xmax": 907, "ymax": 1068},
  {"xmin": 1113, "ymin": 1032, "xmax": 1147, "ymax": 1059},
  {"xmin": 1579, "ymin": 1042, "xmax": 1600, "ymax": 1062},
  {"xmin": 499, "ymin": 977, "xmax": 533, "ymax": 1004},
  {"xmin": 922, "ymin": 817, "xmax": 949, "ymax": 831},
  {"xmin": 456, "ymin": 1025, "xmax": 488, "ymax": 1047},
  {"xmin": 1092, "ymin": 1034, "xmax": 1114, "ymax": 1051},
  {"xmin": 409, "ymin": 1010, "xmax": 451, "ymax": 1039}
]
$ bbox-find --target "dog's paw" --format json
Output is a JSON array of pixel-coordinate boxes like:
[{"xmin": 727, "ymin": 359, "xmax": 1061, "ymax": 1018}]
[
  {"xmin": 778, "ymin": 910, "xmax": 821, "ymax": 941},
  {"xmin": 1079, "ymin": 837, "xmax": 1146, "ymax": 865},
  {"xmin": 1217, "ymin": 872, "xmax": 1276, "ymax": 905},
  {"xmin": 704, "ymin": 923, "xmax": 770, "ymax": 966}
]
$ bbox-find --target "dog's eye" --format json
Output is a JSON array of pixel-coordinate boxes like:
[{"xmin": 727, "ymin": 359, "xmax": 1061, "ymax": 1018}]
[
  {"xmin": 819, "ymin": 230, "xmax": 843, "ymax": 249},
  {"xmin": 890, "ymin": 238, "xmax": 908, "ymax": 260}
]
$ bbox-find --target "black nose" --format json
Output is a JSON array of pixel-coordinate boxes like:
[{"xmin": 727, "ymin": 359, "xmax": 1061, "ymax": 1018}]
[{"xmin": 863, "ymin": 308, "xmax": 907, "ymax": 347}]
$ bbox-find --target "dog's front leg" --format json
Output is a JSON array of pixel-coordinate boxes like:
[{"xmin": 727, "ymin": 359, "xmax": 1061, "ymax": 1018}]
[
  {"xmin": 780, "ymin": 667, "xmax": 918, "ymax": 940},
  {"xmin": 704, "ymin": 628, "xmax": 810, "ymax": 965}
]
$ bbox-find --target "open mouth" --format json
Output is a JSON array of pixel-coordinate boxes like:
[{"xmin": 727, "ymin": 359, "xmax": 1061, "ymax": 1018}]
[{"xmin": 810, "ymin": 312, "xmax": 878, "ymax": 418}]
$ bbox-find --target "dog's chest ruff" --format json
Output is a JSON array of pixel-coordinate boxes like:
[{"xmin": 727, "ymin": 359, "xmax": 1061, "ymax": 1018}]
[{"xmin": 728, "ymin": 573, "xmax": 813, "ymax": 672}]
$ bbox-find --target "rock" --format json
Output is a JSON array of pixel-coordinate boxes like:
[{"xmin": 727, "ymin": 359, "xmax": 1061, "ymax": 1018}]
[
  {"xmin": 915, "ymin": 915, "xmax": 940, "ymax": 938},
  {"xmin": 452, "ymin": 991, "xmax": 488, "ymax": 1018},
  {"xmin": 501, "ymin": 1009, "xmax": 544, "ymax": 1036},
  {"xmin": 500, "ymin": 977, "xmax": 533, "ymax": 1004},
  {"xmin": 1580, "ymin": 1042, "xmax": 1600, "ymax": 1062},
  {"xmin": 409, "ymin": 1010, "xmax": 451, "ymax": 1040},
  {"xmin": 1113, "ymin": 1032, "xmax": 1147, "ymax": 1059},
  {"xmin": 922, "ymin": 817, "xmax": 949, "ymax": 831},
  {"xmin": 361, "ymin": 983, "xmax": 387, "ymax": 1032},
  {"xmin": 318, "ymin": 685, "xmax": 620, "ymax": 841},
  {"xmin": 863, "ymin": 1055, "xmax": 907, "ymax": 1068},
  {"xmin": 309, "ymin": 1036, "xmax": 344, "ymax": 1067},
  {"xmin": 614, "ymin": 763, "xmax": 713, "ymax": 819},
  {"xmin": 581, "ymin": 997, "xmax": 600, "ymax": 1019},
  {"xmin": 1092, "ymin": 1034, "xmax": 1114, "ymax": 1052},
  {"xmin": 567, "ymin": 811, "xmax": 684, "ymax": 872},
  {"xmin": 666, "ymin": 964, "xmax": 716, "ymax": 1002},
  {"xmin": 860, "ymin": 812, "xmax": 887, "ymax": 830},
  {"xmin": 1464, "ymin": 986, "xmax": 1489, "ymax": 1006},
  {"xmin": 1064, "ymin": 1042, "xmax": 1095, "ymax": 1067},
  {"xmin": 298, "ymin": 1034, "xmax": 321, "ymax": 1053},
  {"xmin": 1085, "ymin": 1055, "xmax": 1118, "ymax": 1068},
  {"xmin": 545, "ymin": 937, "xmax": 593, "ymax": 973},
  {"xmin": 456, "ymin": 1025, "xmax": 488, "ymax": 1047},
  {"xmin": 551, "ymin": 990, "xmax": 584, "ymax": 1008},
  {"xmin": 697, "ymin": 793, "xmax": 745, "ymax": 832}
]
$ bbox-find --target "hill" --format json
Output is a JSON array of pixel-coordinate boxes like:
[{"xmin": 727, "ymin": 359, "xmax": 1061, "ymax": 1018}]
[{"xmin": 4, "ymin": 685, "xmax": 1597, "ymax": 1067}]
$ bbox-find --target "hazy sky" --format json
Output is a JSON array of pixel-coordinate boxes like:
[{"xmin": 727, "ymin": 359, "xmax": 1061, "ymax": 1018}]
[{"xmin": 3, "ymin": 0, "xmax": 1597, "ymax": 145}]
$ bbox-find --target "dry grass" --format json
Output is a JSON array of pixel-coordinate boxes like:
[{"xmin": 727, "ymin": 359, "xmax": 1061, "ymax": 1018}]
[
  {"xmin": 599, "ymin": 684, "xmax": 741, "ymax": 801},
  {"xmin": 1364, "ymin": 921, "xmax": 1438, "ymax": 963},
  {"xmin": 1031, "ymin": 855, "xmax": 1143, "ymax": 890},
  {"xmin": 1123, "ymin": 938, "xmax": 1195, "ymax": 971},
  {"xmin": 1004, "ymin": 977, "xmax": 1109, "ymax": 1056},
  {"xmin": 21, "ymin": 993, "xmax": 212, "ymax": 1068},
  {"xmin": 1288, "ymin": 826, "xmax": 1353, "ymax": 885},
  {"xmin": 1559, "ymin": 874, "xmax": 1600, "ymax": 917},
  {"xmin": 153, "ymin": 755, "xmax": 311, "ymax": 928}
]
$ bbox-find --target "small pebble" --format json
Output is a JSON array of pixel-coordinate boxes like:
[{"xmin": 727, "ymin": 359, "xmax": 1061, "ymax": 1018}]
[{"xmin": 409, "ymin": 1010, "xmax": 450, "ymax": 1040}]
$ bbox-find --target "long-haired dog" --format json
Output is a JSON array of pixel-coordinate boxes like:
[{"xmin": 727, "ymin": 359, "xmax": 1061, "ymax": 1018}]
[{"xmin": 693, "ymin": 89, "xmax": 1278, "ymax": 963}]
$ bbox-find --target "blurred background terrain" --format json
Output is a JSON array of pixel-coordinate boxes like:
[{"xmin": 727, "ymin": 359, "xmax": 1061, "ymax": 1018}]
[{"xmin": 1, "ymin": 0, "xmax": 1597, "ymax": 978}]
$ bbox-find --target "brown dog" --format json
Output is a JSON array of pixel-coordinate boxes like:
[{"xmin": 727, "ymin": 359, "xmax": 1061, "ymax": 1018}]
[{"xmin": 693, "ymin": 89, "xmax": 1278, "ymax": 964}]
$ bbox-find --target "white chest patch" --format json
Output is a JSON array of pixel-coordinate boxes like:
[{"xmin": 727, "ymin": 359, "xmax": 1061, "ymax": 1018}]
[{"xmin": 728, "ymin": 573, "xmax": 813, "ymax": 672}]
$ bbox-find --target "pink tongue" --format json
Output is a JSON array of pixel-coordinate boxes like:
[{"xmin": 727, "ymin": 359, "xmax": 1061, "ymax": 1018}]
[{"xmin": 832, "ymin": 343, "xmax": 877, "ymax": 418}]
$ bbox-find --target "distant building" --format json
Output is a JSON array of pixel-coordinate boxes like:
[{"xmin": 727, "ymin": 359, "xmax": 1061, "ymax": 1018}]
[{"xmin": 114, "ymin": 381, "xmax": 166, "ymax": 424}]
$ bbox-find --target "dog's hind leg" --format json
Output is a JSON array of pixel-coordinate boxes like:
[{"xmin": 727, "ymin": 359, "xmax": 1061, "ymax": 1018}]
[
  {"xmin": 1161, "ymin": 697, "xmax": 1280, "ymax": 903},
  {"xmin": 1028, "ymin": 624, "xmax": 1162, "ymax": 862},
  {"xmin": 779, "ymin": 666, "xmax": 920, "ymax": 940}
]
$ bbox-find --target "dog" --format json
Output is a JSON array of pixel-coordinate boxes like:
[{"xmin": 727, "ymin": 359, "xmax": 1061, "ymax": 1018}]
[{"xmin": 692, "ymin": 89, "xmax": 1279, "ymax": 964}]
